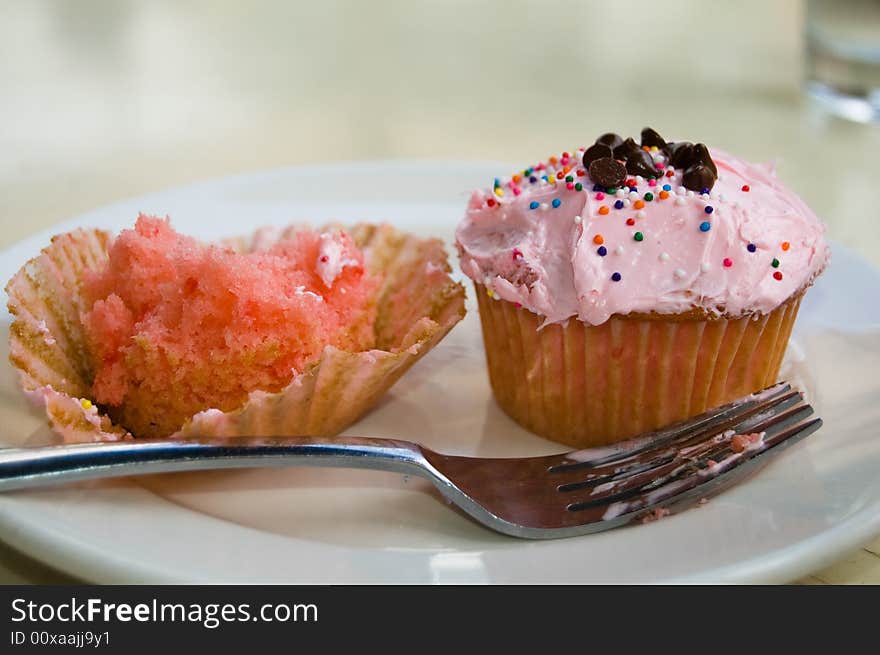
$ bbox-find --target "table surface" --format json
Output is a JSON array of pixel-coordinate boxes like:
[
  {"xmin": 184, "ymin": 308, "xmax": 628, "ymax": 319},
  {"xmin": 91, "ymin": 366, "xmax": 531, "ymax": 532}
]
[{"xmin": 1, "ymin": 0, "xmax": 878, "ymax": 584}]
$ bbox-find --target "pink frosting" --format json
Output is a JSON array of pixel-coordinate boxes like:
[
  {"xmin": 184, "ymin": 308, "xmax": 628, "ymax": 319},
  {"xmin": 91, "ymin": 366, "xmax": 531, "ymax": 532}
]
[
  {"xmin": 316, "ymin": 231, "xmax": 360, "ymax": 288},
  {"xmin": 456, "ymin": 147, "xmax": 829, "ymax": 326}
]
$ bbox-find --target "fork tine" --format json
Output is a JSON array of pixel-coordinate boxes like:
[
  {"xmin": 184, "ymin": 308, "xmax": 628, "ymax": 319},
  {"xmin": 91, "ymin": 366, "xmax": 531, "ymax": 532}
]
[
  {"xmin": 423, "ymin": 383, "xmax": 820, "ymax": 536},
  {"xmin": 562, "ymin": 398, "xmax": 815, "ymax": 507},
  {"xmin": 596, "ymin": 417, "xmax": 823, "ymax": 525},
  {"xmin": 564, "ymin": 413, "xmax": 821, "ymax": 526},
  {"xmin": 557, "ymin": 396, "xmax": 813, "ymax": 494},
  {"xmin": 547, "ymin": 382, "xmax": 797, "ymax": 477}
]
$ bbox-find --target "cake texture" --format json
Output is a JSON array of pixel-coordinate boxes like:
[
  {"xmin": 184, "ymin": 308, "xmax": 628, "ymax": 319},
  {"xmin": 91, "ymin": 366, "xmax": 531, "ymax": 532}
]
[
  {"xmin": 456, "ymin": 128, "xmax": 829, "ymax": 447},
  {"xmin": 7, "ymin": 216, "xmax": 466, "ymax": 442}
]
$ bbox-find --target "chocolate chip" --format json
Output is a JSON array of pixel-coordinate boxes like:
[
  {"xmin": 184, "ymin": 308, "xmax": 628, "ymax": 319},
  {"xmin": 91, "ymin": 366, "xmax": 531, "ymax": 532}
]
[
  {"xmin": 640, "ymin": 127, "xmax": 666, "ymax": 149},
  {"xmin": 595, "ymin": 133, "xmax": 624, "ymax": 150},
  {"xmin": 662, "ymin": 140, "xmax": 683, "ymax": 158},
  {"xmin": 588, "ymin": 157, "xmax": 627, "ymax": 188},
  {"xmin": 582, "ymin": 143, "xmax": 613, "ymax": 168},
  {"xmin": 625, "ymin": 148, "xmax": 657, "ymax": 177},
  {"xmin": 682, "ymin": 164, "xmax": 716, "ymax": 192},
  {"xmin": 589, "ymin": 130, "xmax": 716, "ymax": 186},
  {"xmin": 612, "ymin": 137, "xmax": 642, "ymax": 161},
  {"xmin": 666, "ymin": 142, "xmax": 695, "ymax": 169},
  {"xmin": 690, "ymin": 143, "xmax": 717, "ymax": 175}
]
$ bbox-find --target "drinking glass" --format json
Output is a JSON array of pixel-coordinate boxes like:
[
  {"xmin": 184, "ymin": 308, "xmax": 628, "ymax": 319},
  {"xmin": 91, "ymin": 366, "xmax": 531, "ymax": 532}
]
[{"xmin": 805, "ymin": 0, "xmax": 880, "ymax": 122}]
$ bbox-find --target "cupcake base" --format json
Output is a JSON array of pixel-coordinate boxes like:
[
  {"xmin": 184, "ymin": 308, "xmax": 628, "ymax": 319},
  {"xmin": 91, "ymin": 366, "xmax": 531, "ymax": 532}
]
[
  {"xmin": 475, "ymin": 284, "xmax": 802, "ymax": 449},
  {"xmin": 5, "ymin": 224, "xmax": 465, "ymax": 442}
]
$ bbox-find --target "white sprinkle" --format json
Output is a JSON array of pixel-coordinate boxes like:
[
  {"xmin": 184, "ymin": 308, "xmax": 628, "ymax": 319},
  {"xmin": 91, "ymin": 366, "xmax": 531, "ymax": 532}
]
[
  {"xmin": 540, "ymin": 203, "xmax": 549, "ymax": 210},
  {"xmin": 616, "ymin": 188, "xmax": 626, "ymax": 198},
  {"xmin": 659, "ymin": 252, "xmax": 670, "ymax": 262},
  {"xmin": 674, "ymin": 268, "xmax": 687, "ymax": 279},
  {"xmin": 675, "ymin": 197, "xmax": 685, "ymax": 206},
  {"xmin": 677, "ymin": 186, "xmax": 687, "ymax": 195},
  {"xmin": 701, "ymin": 193, "xmax": 710, "ymax": 200},
  {"xmin": 615, "ymin": 245, "xmax": 624, "ymax": 255},
  {"xmin": 635, "ymin": 175, "xmax": 645, "ymax": 184},
  {"xmin": 701, "ymin": 262, "xmax": 711, "ymax": 273},
  {"xmin": 636, "ymin": 210, "xmax": 646, "ymax": 219},
  {"xmin": 574, "ymin": 215, "xmax": 582, "ymax": 224},
  {"xmin": 629, "ymin": 191, "xmax": 640, "ymax": 200},
  {"xmin": 623, "ymin": 199, "xmax": 631, "ymax": 207},
  {"xmin": 686, "ymin": 190, "xmax": 695, "ymax": 198}
]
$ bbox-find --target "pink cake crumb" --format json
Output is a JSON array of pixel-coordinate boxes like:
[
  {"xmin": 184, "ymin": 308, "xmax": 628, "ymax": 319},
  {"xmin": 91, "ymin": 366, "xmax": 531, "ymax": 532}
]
[
  {"xmin": 81, "ymin": 215, "xmax": 380, "ymax": 438},
  {"xmin": 730, "ymin": 432, "xmax": 764, "ymax": 453},
  {"xmin": 640, "ymin": 507, "xmax": 671, "ymax": 524}
]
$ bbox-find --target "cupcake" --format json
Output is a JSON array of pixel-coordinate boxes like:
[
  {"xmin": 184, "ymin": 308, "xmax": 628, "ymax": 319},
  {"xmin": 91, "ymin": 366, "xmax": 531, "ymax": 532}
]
[
  {"xmin": 7, "ymin": 215, "xmax": 465, "ymax": 441},
  {"xmin": 456, "ymin": 128, "xmax": 829, "ymax": 449}
]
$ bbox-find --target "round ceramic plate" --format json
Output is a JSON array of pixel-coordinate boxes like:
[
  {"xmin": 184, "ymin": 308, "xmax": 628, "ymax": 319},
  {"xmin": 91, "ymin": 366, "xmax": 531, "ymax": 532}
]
[{"xmin": 1, "ymin": 161, "xmax": 879, "ymax": 583}]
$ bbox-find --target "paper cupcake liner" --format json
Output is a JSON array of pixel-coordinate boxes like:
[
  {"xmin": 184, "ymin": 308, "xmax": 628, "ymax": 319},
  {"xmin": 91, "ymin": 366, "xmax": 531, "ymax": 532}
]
[
  {"xmin": 5, "ymin": 224, "xmax": 465, "ymax": 442},
  {"xmin": 475, "ymin": 283, "xmax": 802, "ymax": 449}
]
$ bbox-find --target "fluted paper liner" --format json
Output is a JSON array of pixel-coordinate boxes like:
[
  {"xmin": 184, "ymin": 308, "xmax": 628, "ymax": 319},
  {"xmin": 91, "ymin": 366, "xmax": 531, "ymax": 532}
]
[
  {"xmin": 5, "ymin": 224, "xmax": 465, "ymax": 442},
  {"xmin": 475, "ymin": 284, "xmax": 802, "ymax": 449}
]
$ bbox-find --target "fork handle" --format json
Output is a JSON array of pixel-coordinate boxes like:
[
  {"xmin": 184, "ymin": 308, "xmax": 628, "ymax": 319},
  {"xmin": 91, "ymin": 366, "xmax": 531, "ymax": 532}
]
[{"xmin": 0, "ymin": 436, "xmax": 431, "ymax": 492}]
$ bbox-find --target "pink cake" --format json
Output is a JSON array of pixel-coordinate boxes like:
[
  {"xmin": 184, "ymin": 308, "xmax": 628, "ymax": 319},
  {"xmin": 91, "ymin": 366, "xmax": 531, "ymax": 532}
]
[
  {"xmin": 81, "ymin": 215, "xmax": 380, "ymax": 438},
  {"xmin": 7, "ymin": 216, "xmax": 466, "ymax": 444}
]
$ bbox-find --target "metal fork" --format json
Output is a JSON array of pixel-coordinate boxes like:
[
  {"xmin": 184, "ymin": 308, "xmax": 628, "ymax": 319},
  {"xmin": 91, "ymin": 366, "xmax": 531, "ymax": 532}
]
[{"xmin": 0, "ymin": 382, "xmax": 820, "ymax": 539}]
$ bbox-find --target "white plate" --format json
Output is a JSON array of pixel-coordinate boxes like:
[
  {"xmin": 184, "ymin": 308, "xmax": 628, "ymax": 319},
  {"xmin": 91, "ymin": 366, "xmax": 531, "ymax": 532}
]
[{"xmin": 1, "ymin": 161, "xmax": 879, "ymax": 584}]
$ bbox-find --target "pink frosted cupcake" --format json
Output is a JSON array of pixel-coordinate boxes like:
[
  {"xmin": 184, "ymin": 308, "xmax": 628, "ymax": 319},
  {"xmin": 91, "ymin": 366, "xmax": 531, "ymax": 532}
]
[
  {"xmin": 7, "ymin": 215, "xmax": 465, "ymax": 441},
  {"xmin": 456, "ymin": 128, "xmax": 829, "ymax": 448}
]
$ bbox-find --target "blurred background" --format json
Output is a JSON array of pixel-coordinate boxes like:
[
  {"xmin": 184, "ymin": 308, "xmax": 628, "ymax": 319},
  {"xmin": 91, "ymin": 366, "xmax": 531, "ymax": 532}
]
[
  {"xmin": 1, "ymin": 0, "xmax": 879, "ymax": 262},
  {"xmin": 1, "ymin": 0, "xmax": 879, "ymax": 583}
]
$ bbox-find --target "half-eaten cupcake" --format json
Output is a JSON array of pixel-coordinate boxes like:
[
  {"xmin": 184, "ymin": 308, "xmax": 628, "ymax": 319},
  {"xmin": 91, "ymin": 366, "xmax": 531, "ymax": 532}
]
[{"xmin": 7, "ymin": 216, "xmax": 466, "ymax": 442}]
